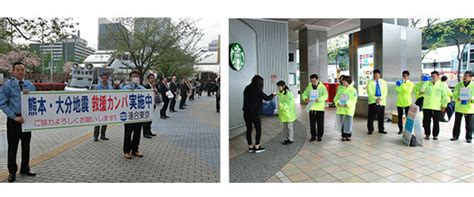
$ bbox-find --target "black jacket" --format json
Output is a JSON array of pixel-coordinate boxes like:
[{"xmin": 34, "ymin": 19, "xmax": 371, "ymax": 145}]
[
  {"xmin": 179, "ymin": 82, "xmax": 189, "ymax": 97},
  {"xmin": 169, "ymin": 81, "xmax": 178, "ymax": 95},
  {"xmin": 242, "ymin": 84, "xmax": 274, "ymax": 115},
  {"xmin": 159, "ymin": 83, "xmax": 170, "ymax": 102}
]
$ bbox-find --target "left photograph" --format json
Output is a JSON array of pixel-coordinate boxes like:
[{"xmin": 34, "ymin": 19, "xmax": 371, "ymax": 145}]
[{"xmin": 0, "ymin": 17, "xmax": 221, "ymax": 183}]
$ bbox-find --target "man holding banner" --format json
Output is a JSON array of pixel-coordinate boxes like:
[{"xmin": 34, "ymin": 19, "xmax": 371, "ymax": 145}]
[
  {"xmin": 0, "ymin": 62, "xmax": 37, "ymax": 182},
  {"xmin": 93, "ymin": 73, "xmax": 113, "ymax": 141},
  {"xmin": 451, "ymin": 71, "xmax": 473, "ymax": 143},
  {"xmin": 121, "ymin": 70, "xmax": 146, "ymax": 159}
]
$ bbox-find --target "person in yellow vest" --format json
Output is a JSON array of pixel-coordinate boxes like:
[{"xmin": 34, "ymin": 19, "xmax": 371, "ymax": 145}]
[
  {"xmin": 440, "ymin": 76, "xmax": 454, "ymax": 122},
  {"xmin": 422, "ymin": 71, "xmax": 448, "ymax": 140},
  {"xmin": 276, "ymin": 80, "xmax": 297, "ymax": 145},
  {"xmin": 334, "ymin": 75, "xmax": 358, "ymax": 141},
  {"xmin": 451, "ymin": 71, "xmax": 473, "ymax": 143},
  {"xmin": 367, "ymin": 69, "xmax": 388, "ymax": 135},
  {"xmin": 302, "ymin": 74, "xmax": 328, "ymax": 142},
  {"xmin": 414, "ymin": 74, "xmax": 431, "ymax": 111},
  {"xmin": 395, "ymin": 70, "xmax": 414, "ymax": 134}
]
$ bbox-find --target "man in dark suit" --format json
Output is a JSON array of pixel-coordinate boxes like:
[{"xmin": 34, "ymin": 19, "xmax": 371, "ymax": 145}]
[
  {"xmin": 143, "ymin": 73, "xmax": 158, "ymax": 138},
  {"xmin": 179, "ymin": 78, "xmax": 189, "ymax": 110},
  {"xmin": 168, "ymin": 75, "xmax": 178, "ymax": 113},
  {"xmin": 159, "ymin": 77, "xmax": 171, "ymax": 119}
]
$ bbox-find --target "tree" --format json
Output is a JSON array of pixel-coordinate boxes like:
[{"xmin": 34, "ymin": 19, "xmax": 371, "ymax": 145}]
[
  {"xmin": 152, "ymin": 46, "xmax": 198, "ymax": 78},
  {"xmin": 104, "ymin": 17, "xmax": 204, "ymax": 84},
  {"xmin": 0, "ymin": 49, "xmax": 40, "ymax": 73},
  {"xmin": 410, "ymin": 18, "xmax": 443, "ymax": 60},
  {"xmin": 1, "ymin": 17, "xmax": 77, "ymax": 44},
  {"xmin": 328, "ymin": 35, "xmax": 349, "ymax": 71},
  {"xmin": 435, "ymin": 19, "xmax": 474, "ymax": 82}
]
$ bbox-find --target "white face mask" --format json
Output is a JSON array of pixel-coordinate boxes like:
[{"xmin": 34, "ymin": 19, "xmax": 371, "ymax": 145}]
[{"xmin": 132, "ymin": 77, "xmax": 140, "ymax": 84}]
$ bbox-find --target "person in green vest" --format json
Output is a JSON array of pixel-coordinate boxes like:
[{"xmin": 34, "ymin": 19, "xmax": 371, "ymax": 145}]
[
  {"xmin": 302, "ymin": 74, "xmax": 328, "ymax": 142},
  {"xmin": 276, "ymin": 80, "xmax": 297, "ymax": 145},
  {"xmin": 422, "ymin": 71, "xmax": 448, "ymax": 140},
  {"xmin": 395, "ymin": 70, "xmax": 414, "ymax": 134},
  {"xmin": 367, "ymin": 69, "xmax": 388, "ymax": 135},
  {"xmin": 334, "ymin": 75, "xmax": 358, "ymax": 141},
  {"xmin": 451, "ymin": 71, "xmax": 473, "ymax": 143},
  {"xmin": 414, "ymin": 74, "xmax": 431, "ymax": 111},
  {"xmin": 440, "ymin": 76, "xmax": 454, "ymax": 122}
]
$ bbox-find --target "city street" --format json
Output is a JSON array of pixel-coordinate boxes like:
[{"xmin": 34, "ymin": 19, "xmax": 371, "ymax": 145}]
[{"xmin": 0, "ymin": 96, "xmax": 220, "ymax": 183}]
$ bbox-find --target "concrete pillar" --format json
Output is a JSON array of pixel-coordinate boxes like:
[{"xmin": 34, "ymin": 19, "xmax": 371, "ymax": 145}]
[{"xmin": 298, "ymin": 27, "xmax": 328, "ymax": 102}]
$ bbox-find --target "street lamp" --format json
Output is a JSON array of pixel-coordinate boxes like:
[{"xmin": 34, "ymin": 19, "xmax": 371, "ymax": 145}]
[{"xmin": 433, "ymin": 59, "xmax": 438, "ymax": 71}]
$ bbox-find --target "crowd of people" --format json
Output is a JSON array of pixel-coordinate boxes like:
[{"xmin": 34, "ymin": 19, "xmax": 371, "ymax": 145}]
[
  {"xmin": 0, "ymin": 61, "xmax": 221, "ymax": 182},
  {"xmin": 243, "ymin": 70, "xmax": 473, "ymax": 153}
]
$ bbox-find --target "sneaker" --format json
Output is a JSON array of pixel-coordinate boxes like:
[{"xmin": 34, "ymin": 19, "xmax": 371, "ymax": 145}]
[
  {"xmin": 247, "ymin": 147, "xmax": 255, "ymax": 153},
  {"xmin": 254, "ymin": 147, "xmax": 266, "ymax": 153},
  {"xmin": 282, "ymin": 139, "xmax": 293, "ymax": 145}
]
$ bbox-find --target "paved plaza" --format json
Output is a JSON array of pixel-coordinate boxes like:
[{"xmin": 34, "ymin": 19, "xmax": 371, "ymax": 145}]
[
  {"xmin": 0, "ymin": 96, "xmax": 220, "ymax": 183},
  {"xmin": 230, "ymin": 101, "xmax": 474, "ymax": 183}
]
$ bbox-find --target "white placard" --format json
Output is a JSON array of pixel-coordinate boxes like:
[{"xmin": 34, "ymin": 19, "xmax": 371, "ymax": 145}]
[
  {"xmin": 460, "ymin": 87, "xmax": 471, "ymax": 101},
  {"xmin": 21, "ymin": 90, "xmax": 154, "ymax": 131},
  {"xmin": 166, "ymin": 90, "xmax": 175, "ymax": 98},
  {"xmin": 339, "ymin": 94, "xmax": 349, "ymax": 105},
  {"xmin": 310, "ymin": 89, "xmax": 319, "ymax": 101}
]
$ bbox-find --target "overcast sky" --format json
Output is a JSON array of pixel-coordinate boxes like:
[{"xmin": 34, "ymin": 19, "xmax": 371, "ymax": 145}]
[{"xmin": 75, "ymin": 17, "xmax": 220, "ymax": 50}]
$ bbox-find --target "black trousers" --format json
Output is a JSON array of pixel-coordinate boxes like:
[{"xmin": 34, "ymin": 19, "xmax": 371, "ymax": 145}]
[
  {"xmin": 244, "ymin": 113, "xmax": 262, "ymax": 146},
  {"xmin": 161, "ymin": 99, "xmax": 169, "ymax": 117},
  {"xmin": 123, "ymin": 123, "xmax": 142, "ymax": 154},
  {"xmin": 169, "ymin": 97, "xmax": 176, "ymax": 111},
  {"xmin": 93, "ymin": 125, "xmax": 107, "ymax": 138},
  {"xmin": 423, "ymin": 109, "xmax": 441, "ymax": 137},
  {"xmin": 309, "ymin": 110, "xmax": 324, "ymax": 139},
  {"xmin": 397, "ymin": 107, "xmax": 410, "ymax": 132},
  {"xmin": 415, "ymin": 97, "xmax": 424, "ymax": 111},
  {"xmin": 7, "ymin": 118, "xmax": 31, "ymax": 174},
  {"xmin": 142, "ymin": 121, "xmax": 152, "ymax": 136},
  {"xmin": 367, "ymin": 104, "xmax": 385, "ymax": 133},
  {"xmin": 216, "ymin": 95, "xmax": 220, "ymax": 112},
  {"xmin": 452, "ymin": 112, "xmax": 473, "ymax": 140},
  {"xmin": 180, "ymin": 95, "xmax": 187, "ymax": 108}
]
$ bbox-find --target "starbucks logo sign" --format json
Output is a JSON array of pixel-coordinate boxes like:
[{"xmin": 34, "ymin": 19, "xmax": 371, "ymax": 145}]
[{"xmin": 229, "ymin": 43, "xmax": 245, "ymax": 71}]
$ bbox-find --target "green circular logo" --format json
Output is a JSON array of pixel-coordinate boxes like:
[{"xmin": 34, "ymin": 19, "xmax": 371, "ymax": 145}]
[{"xmin": 229, "ymin": 43, "xmax": 245, "ymax": 71}]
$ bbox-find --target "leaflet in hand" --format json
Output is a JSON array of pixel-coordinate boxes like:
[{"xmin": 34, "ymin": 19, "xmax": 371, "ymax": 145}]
[
  {"xmin": 460, "ymin": 88, "xmax": 471, "ymax": 104},
  {"xmin": 310, "ymin": 90, "xmax": 319, "ymax": 101},
  {"xmin": 339, "ymin": 94, "xmax": 349, "ymax": 105},
  {"xmin": 166, "ymin": 90, "xmax": 174, "ymax": 98},
  {"xmin": 305, "ymin": 100, "xmax": 315, "ymax": 112}
]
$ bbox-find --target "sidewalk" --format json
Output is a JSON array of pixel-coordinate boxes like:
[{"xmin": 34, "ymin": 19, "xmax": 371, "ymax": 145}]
[{"xmin": 1, "ymin": 96, "xmax": 220, "ymax": 183}]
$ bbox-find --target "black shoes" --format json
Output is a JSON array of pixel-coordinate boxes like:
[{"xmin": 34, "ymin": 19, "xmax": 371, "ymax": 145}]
[
  {"xmin": 93, "ymin": 137, "xmax": 99, "ymax": 142},
  {"xmin": 317, "ymin": 138, "xmax": 322, "ymax": 142},
  {"xmin": 248, "ymin": 147, "xmax": 255, "ymax": 153},
  {"xmin": 398, "ymin": 131, "xmax": 403, "ymax": 135},
  {"xmin": 282, "ymin": 139, "xmax": 293, "ymax": 145},
  {"xmin": 100, "ymin": 137, "xmax": 109, "ymax": 140},
  {"xmin": 150, "ymin": 133, "xmax": 157, "ymax": 136},
  {"xmin": 164, "ymin": 116, "xmax": 170, "ymax": 119},
  {"xmin": 467, "ymin": 139, "xmax": 472, "ymax": 143},
  {"xmin": 433, "ymin": 137, "xmax": 438, "ymax": 140},
  {"xmin": 309, "ymin": 138, "xmax": 317, "ymax": 142},
  {"xmin": 450, "ymin": 138, "xmax": 458, "ymax": 141},
  {"xmin": 20, "ymin": 171, "xmax": 36, "ymax": 176},
  {"xmin": 7, "ymin": 174, "xmax": 15, "ymax": 182},
  {"xmin": 368, "ymin": 132, "xmax": 373, "ymax": 135},
  {"xmin": 144, "ymin": 135, "xmax": 152, "ymax": 139},
  {"xmin": 254, "ymin": 147, "xmax": 266, "ymax": 153},
  {"xmin": 425, "ymin": 136, "xmax": 430, "ymax": 140},
  {"xmin": 379, "ymin": 131, "xmax": 388, "ymax": 134}
]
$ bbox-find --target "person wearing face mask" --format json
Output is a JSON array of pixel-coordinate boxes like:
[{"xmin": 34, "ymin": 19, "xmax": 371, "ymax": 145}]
[
  {"xmin": 367, "ymin": 69, "xmax": 388, "ymax": 135},
  {"xmin": 451, "ymin": 71, "xmax": 474, "ymax": 143},
  {"xmin": 422, "ymin": 71, "xmax": 448, "ymax": 140},
  {"xmin": 121, "ymin": 70, "xmax": 145, "ymax": 159},
  {"xmin": 302, "ymin": 74, "xmax": 328, "ymax": 142},
  {"xmin": 334, "ymin": 75, "xmax": 358, "ymax": 141},
  {"xmin": 0, "ymin": 62, "xmax": 37, "ymax": 182},
  {"xmin": 276, "ymin": 80, "xmax": 297, "ymax": 145}
]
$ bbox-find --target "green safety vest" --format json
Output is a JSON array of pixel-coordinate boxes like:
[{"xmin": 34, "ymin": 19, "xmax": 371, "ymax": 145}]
[
  {"xmin": 367, "ymin": 79, "xmax": 388, "ymax": 106},
  {"xmin": 301, "ymin": 82, "xmax": 328, "ymax": 111},
  {"xmin": 334, "ymin": 84, "xmax": 358, "ymax": 116},
  {"xmin": 422, "ymin": 80, "xmax": 448, "ymax": 111},
  {"xmin": 453, "ymin": 81, "xmax": 474, "ymax": 114},
  {"xmin": 413, "ymin": 81, "xmax": 424, "ymax": 99},
  {"xmin": 277, "ymin": 90, "xmax": 297, "ymax": 122},
  {"xmin": 395, "ymin": 80, "xmax": 414, "ymax": 107}
]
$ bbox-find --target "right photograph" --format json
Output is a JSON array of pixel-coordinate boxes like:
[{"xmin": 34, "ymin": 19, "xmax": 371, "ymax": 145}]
[{"xmin": 228, "ymin": 18, "xmax": 474, "ymax": 183}]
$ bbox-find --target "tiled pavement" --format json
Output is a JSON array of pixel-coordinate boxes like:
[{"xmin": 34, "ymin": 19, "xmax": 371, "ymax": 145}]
[
  {"xmin": 230, "ymin": 102, "xmax": 474, "ymax": 183},
  {"xmin": 1, "ymin": 96, "xmax": 220, "ymax": 182}
]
